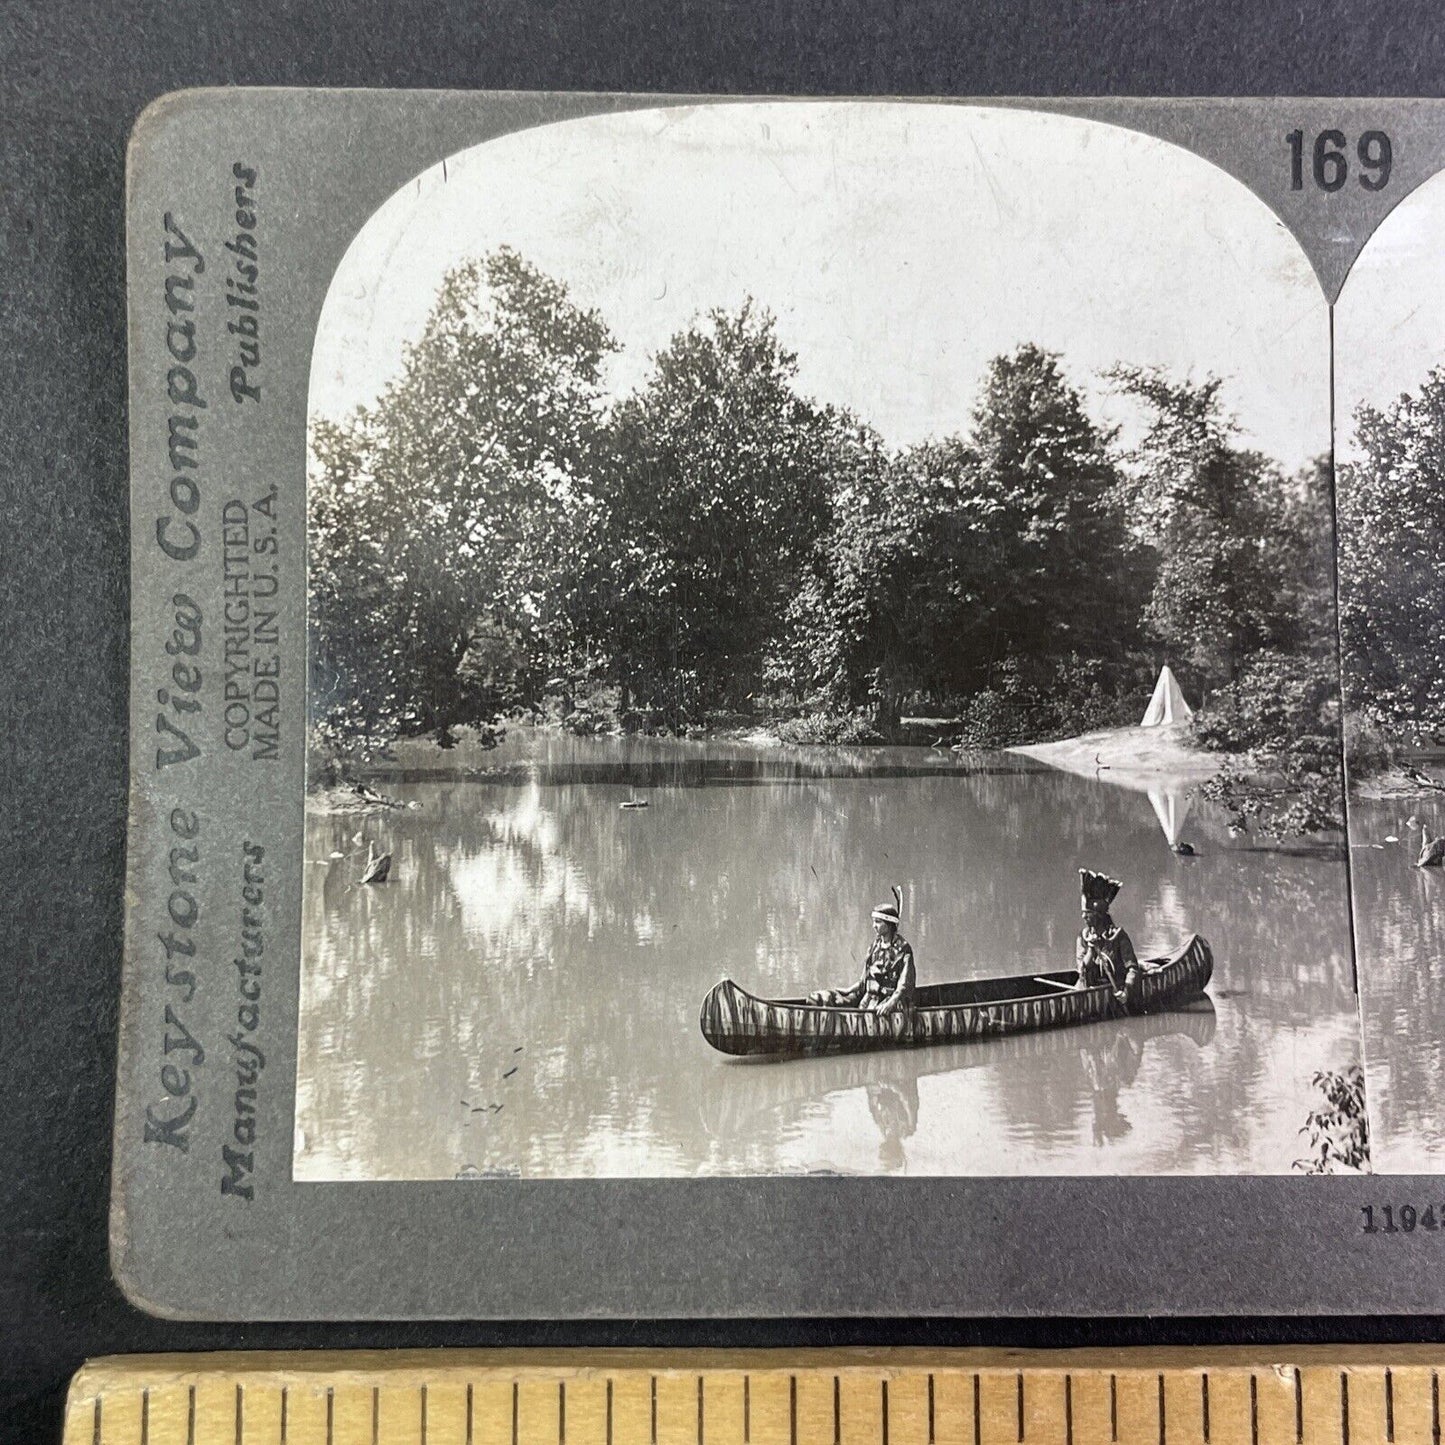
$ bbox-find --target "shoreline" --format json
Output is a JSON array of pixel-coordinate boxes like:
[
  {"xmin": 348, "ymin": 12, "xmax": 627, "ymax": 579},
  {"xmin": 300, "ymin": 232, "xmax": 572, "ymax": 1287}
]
[
  {"xmin": 1350, "ymin": 766, "xmax": 1445, "ymax": 802},
  {"xmin": 307, "ymin": 717, "xmax": 1244, "ymax": 816},
  {"xmin": 1008, "ymin": 722, "xmax": 1234, "ymax": 791}
]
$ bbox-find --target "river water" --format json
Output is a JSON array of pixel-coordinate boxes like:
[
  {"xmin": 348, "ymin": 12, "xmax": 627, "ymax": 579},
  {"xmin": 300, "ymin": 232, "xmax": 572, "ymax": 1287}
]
[
  {"xmin": 1350, "ymin": 793, "xmax": 1445, "ymax": 1172},
  {"xmin": 294, "ymin": 734, "xmax": 1361, "ymax": 1179}
]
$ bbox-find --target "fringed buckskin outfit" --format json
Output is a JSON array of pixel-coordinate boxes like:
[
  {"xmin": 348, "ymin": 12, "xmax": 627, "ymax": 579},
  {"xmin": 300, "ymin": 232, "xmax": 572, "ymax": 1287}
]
[
  {"xmin": 811, "ymin": 886, "xmax": 916, "ymax": 1015},
  {"xmin": 858, "ymin": 932, "xmax": 916, "ymax": 1010}
]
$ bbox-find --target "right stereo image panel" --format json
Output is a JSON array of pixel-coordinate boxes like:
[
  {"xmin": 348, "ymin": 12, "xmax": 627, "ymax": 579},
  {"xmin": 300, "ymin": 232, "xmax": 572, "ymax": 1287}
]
[{"xmin": 1336, "ymin": 168, "xmax": 1445, "ymax": 1173}]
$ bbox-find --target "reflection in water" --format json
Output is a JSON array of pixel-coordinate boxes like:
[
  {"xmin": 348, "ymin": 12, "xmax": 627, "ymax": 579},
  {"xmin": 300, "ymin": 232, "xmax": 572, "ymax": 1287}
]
[
  {"xmin": 698, "ymin": 1004, "xmax": 1216, "ymax": 1173},
  {"xmin": 295, "ymin": 735, "xmax": 1361, "ymax": 1179},
  {"xmin": 1352, "ymin": 796, "xmax": 1445, "ymax": 1171},
  {"xmin": 1147, "ymin": 786, "xmax": 1194, "ymax": 850}
]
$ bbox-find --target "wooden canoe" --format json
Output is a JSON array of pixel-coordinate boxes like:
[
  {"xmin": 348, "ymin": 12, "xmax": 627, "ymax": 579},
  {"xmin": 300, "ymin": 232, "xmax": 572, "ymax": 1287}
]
[
  {"xmin": 698, "ymin": 999, "xmax": 1216, "ymax": 1140},
  {"xmin": 699, "ymin": 934, "xmax": 1213, "ymax": 1059}
]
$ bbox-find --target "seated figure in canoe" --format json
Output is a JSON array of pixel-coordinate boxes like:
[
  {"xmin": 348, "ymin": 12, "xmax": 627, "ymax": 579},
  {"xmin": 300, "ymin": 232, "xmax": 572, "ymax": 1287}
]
[
  {"xmin": 807, "ymin": 886, "xmax": 916, "ymax": 1016},
  {"xmin": 1075, "ymin": 869, "xmax": 1141, "ymax": 1008}
]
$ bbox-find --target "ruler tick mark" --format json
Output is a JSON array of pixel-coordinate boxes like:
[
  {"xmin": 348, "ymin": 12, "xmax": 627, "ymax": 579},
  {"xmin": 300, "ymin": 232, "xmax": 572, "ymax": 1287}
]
[
  {"xmin": 513, "ymin": 1381, "xmax": 520, "ymax": 1445},
  {"xmin": 1110, "ymin": 1375, "xmax": 1118, "ymax": 1443},
  {"xmin": 791, "ymin": 1375, "xmax": 798, "ymax": 1445},
  {"xmin": 883, "ymin": 1378, "xmax": 891, "ymax": 1445},
  {"xmin": 1249, "ymin": 1376, "xmax": 1258, "ymax": 1445},
  {"xmin": 422, "ymin": 1384, "xmax": 429, "ymax": 1445},
  {"xmin": 1158, "ymin": 1374, "xmax": 1166, "ymax": 1445},
  {"xmin": 467, "ymin": 1384, "xmax": 474, "ymax": 1445},
  {"xmin": 652, "ymin": 1377, "xmax": 658, "ymax": 1445},
  {"xmin": 326, "ymin": 1387, "xmax": 334, "ymax": 1445},
  {"xmin": 928, "ymin": 1374, "xmax": 936, "ymax": 1445},
  {"xmin": 1065, "ymin": 1376, "xmax": 1074, "ymax": 1445},
  {"xmin": 560, "ymin": 1381, "xmax": 567, "ymax": 1445},
  {"xmin": 237, "ymin": 1384, "xmax": 245, "ymax": 1445},
  {"xmin": 281, "ymin": 1386, "xmax": 289, "ymax": 1445},
  {"xmin": 1341, "ymin": 1373, "xmax": 1350, "ymax": 1445},
  {"xmin": 607, "ymin": 1380, "xmax": 614, "ymax": 1445},
  {"xmin": 1432, "ymin": 1371, "xmax": 1440, "ymax": 1445},
  {"xmin": 189, "ymin": 1385, "xmax": 196, "ymax": 1445},
  {"xmin": 744, "ymin": 1376, "xmax": 751, "ymax": 1443},
  {"xmin": 1385, "ymin": 1369, "xmax": 1394, "ymax": 1442},
  {"xmin": 1201, "ymin": 1374, "xmax": 1210, "ymax": 1443},
  {"xmin": 1295, "ymin": 1367, "xmax": 1304, "ymax": 1443},
  {"xmin": 1017, "ymin": 1372, "xmax": 1025, "ymax": 1441},
  {"xmin": 698, "ymin": 1376, "xmax": 704, "ymax": 1445},
  {"xmin": 91, "ymin": 1398, "xmax": 100, "ymax": 1445},
  {"xmin": 142, "ymin": 1387, "xmax": 150, "ymax": 1445},
  {"xmin": 973, "ymin": 1374, "xmax": 982, "ymax": 1445},
  {"xmin": 833, "ymin": 1376, "xmax": 841, "ymax": 1445},
  {"xmin": 373, "ymin": 1385, "xmax": 380, "ymax": 1445}
]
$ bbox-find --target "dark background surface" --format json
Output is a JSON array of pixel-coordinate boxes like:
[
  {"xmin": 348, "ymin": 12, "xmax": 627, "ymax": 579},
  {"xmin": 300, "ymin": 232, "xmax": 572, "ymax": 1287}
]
[{"xmin": 4, "ymin": 1, "xmax": 1445, "ymax": 1440}]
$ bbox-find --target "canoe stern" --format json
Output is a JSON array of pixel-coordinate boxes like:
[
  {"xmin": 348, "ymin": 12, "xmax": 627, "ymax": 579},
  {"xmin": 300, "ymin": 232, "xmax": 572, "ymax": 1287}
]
[
  {"xmin": 699, "ymin": 979, "xmax": 770, "ymax": 1056},
  {"xmin": 1134, "ymin": 933, "xmax": 1213, "ymax": 1012}
]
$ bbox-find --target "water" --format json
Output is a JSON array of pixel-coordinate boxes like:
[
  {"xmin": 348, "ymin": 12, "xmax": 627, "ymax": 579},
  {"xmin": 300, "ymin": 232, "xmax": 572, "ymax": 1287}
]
[
  {"xmin": 1350, "ymin": 794, "xmax": 1445, "ymax": 1172},
  {"xmin": 295, "ymin": 734, "xmax": 1361, "ymax": 1179}
]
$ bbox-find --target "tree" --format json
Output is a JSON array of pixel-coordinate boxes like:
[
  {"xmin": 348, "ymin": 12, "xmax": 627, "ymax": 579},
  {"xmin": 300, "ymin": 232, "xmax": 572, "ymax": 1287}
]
[
  {"xmin": 1339, "ymin": 370, "xmax": 1445, "ymax": 744},
  {"xmin": 968, "ymin": 345, "xmax": 1145, "ymax": 676},
  {"xmin": 601, "ymin": 303, "xmax": 837, "ymax": 717},
  {"xmin": 1111, "ymin": 373, "xmax": 1342, "ymax": 833},
  {"xmin": 1113, "ymin": 368, "xmax": 1312, "ymax": 691},
  {"xmin": 309, "ymin": 248, "xmax": 616, "ymax": 751},
  {"xmin": 785, "ymin": 431, "xmax": 987, "ymax": 728},
  {"xmin": 789, "ymin": 346, "xmax": 1140, "ymax": 733}
]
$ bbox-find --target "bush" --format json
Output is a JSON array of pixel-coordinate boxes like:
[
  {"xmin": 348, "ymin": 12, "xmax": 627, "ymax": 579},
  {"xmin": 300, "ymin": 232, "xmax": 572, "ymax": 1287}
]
[
  {"xmin": 1294, "ymin": 1065, "xmax": 1370, "ymax": 1173},
  {"xmin": 1193, "ymin": 649, "xmax": 1334, "ymax": 753},
  {"xmin": 1192, "ymin": 649, "xmax": 1343, "ymax": 835},
  {"xmin": 950, "ymin": 656, "xmax": 1138, "ymax": 750},
  {"xmin": 1343, "ymin": 712, "xmax": 1400, "ymax": 778},
  {"xmin": 560, "ymin": 708, "xmax": 606, "ymax": 736},
  {"xmin": 773, "ymin": 711, "xmax": 884, "ymax": 745}
]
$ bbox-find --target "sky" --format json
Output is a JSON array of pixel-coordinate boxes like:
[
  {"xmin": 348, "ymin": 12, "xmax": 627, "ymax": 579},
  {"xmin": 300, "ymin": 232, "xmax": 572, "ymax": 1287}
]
[
  {"xmin": 310, "ymin": 102, "xmax": 1331, "ymax": 472},
  {"xmin": 1337, "ymin": 165, "xmax": 1445, "ymax": 455}
]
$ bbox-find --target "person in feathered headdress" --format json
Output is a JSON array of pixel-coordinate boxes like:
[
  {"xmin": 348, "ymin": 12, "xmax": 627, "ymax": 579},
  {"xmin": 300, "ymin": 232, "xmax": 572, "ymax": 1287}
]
[
  {"xmin": 1075, "ymin": 869, "xmax": 1140, "ymax": 1006},
  {"xmin": 809, "ymin": 885, "xmax": 916, "ymax": 1016}
]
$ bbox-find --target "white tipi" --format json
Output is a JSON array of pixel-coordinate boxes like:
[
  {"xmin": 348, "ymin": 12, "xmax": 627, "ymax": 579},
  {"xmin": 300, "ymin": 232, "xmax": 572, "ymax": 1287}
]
[{"xmin": 1140, "ymin": 665, "xmax": 1192, "ymax": 727}]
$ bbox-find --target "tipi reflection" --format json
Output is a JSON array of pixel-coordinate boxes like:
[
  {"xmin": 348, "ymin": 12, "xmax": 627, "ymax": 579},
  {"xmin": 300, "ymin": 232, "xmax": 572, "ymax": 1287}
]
[{"xmin": 1147, "ymin": 785, "xmax": 1195, "ymax": 852}]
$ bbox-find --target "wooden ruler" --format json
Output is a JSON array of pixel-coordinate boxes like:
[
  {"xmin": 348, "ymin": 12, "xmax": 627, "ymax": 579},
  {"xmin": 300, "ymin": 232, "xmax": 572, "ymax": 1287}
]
[{"xmin": 62, "ymin": 1350, "xmax": 1445, "ymax": 1445}]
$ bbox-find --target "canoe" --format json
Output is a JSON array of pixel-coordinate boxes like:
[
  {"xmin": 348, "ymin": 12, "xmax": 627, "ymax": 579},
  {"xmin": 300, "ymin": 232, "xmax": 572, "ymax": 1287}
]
[
  {"xmin": 699, "ymin": 934, "xmax": 1213, "ymax": 1059},
  {"xmin": 698, "ymin": 998, "xmax": 1216, "ymax": 1139}
]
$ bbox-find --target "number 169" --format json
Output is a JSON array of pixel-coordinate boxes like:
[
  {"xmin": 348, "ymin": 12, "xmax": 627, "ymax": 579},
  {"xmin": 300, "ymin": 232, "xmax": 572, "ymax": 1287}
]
[{"xmin": 1287, "ymin": 128, "xmax": 1392, "ymax": 192}]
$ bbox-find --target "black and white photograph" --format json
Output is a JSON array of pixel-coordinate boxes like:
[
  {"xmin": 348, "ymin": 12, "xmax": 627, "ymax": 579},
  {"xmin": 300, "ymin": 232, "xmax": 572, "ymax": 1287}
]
[
  {"xmin": 295, "ymin": 102, "xmax": 1362, "ymax": 1181},
  {"xmin": 1336, "ymin": 170, "xmax": 1445, "ymax": 1173}
]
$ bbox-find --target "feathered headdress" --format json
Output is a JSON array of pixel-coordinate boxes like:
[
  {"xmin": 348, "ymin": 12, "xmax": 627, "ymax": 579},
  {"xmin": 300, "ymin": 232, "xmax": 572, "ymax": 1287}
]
[{"xmin": 1079, "ymin": 869, "xmax": 1122, "ymax": 911}]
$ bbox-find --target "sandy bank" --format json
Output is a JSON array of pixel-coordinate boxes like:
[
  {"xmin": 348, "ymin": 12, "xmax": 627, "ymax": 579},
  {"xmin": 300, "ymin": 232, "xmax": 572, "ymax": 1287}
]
[{"xmin": 1009, "ymin": 722, "xmax": 1235, "ymax": 791}]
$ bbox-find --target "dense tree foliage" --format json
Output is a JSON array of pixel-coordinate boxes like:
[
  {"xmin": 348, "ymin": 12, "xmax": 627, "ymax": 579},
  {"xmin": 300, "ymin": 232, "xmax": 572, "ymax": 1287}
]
[
  {"xmin": 310, "ymin": 250, "xmax": 1339, "ymax": 830},
  {"xmin": 309, "ymin": 249, "xmax": 615, "ymax": 751},
  {"xmin": 787, "ymin": 347, "xmax": 1147, "ymax": 733},
  {"xmin": 1339, "ymin": 370, "xmax": 1445, "ymax": 750},
  {"xmin": 600, "ymin": 303, "xmax": 841, "ymax": 718},
  {"xmin": 1106, "ymin": 370, "xmax": 1342, "ymax": 832},
  {"xmin": 1112, "ymin": 369, "xmax": 1328, "ymax": 690}
]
